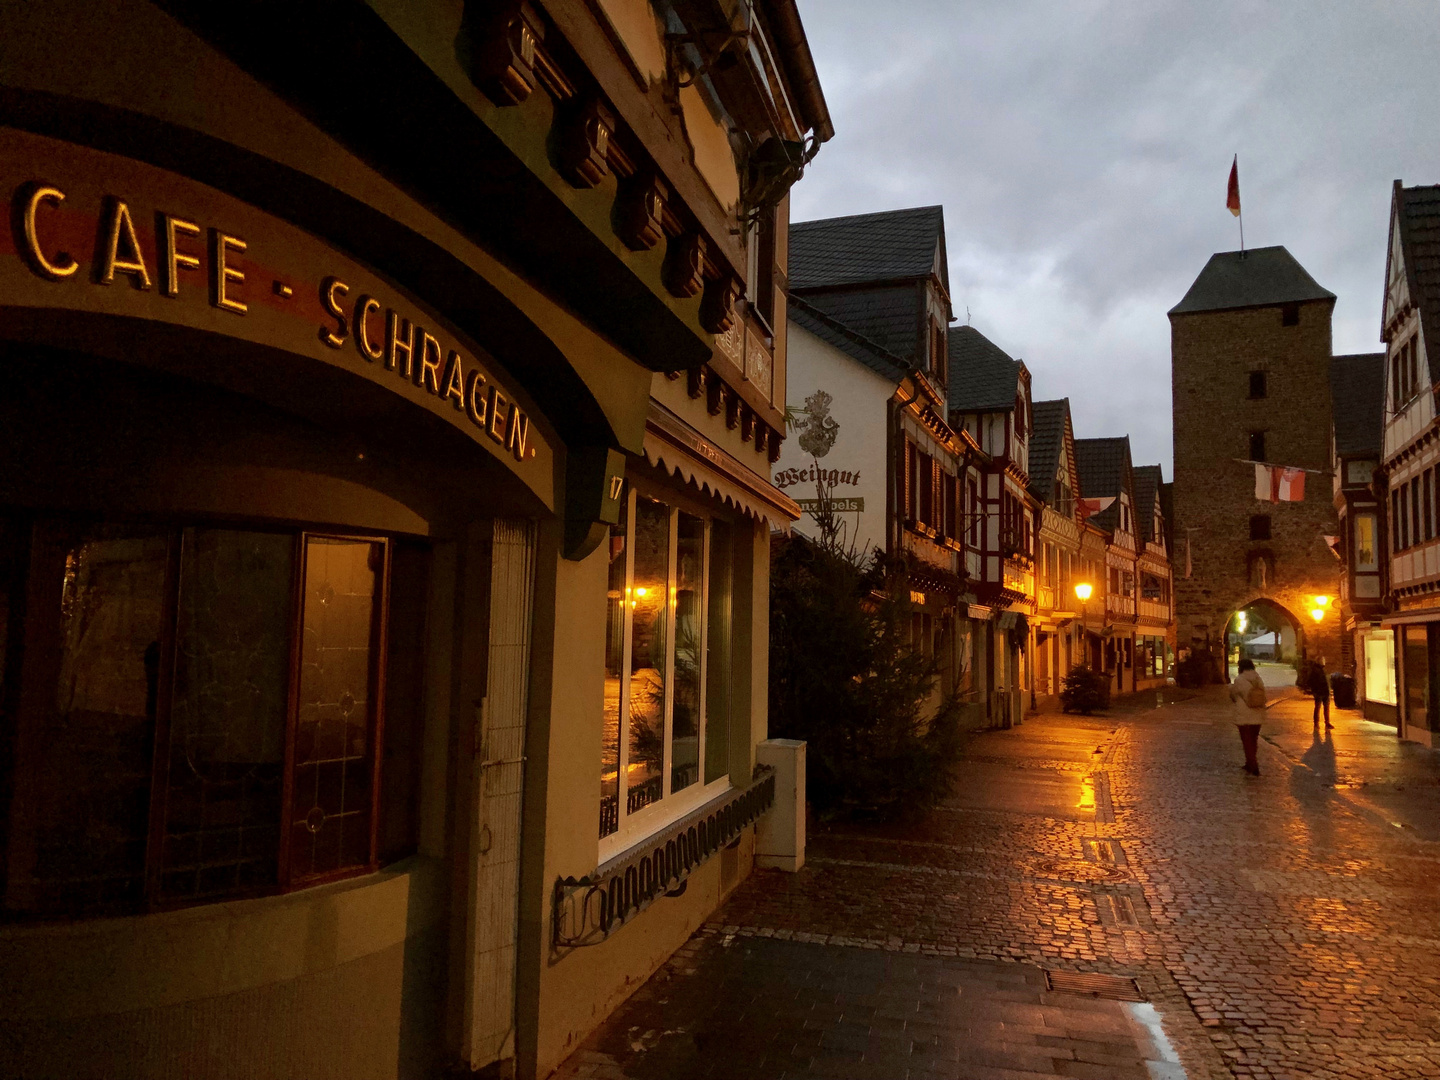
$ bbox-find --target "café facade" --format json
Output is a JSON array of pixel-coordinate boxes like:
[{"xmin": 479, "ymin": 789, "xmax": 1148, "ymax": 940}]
[{"xmin": 0, "ymin": 3, "xmax": 828, "ymax": 1078}]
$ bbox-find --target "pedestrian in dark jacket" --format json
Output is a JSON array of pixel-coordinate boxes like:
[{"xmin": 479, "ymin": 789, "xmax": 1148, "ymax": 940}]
[{"xmin": 1306, "ymin": 656, "xmax": 1331, "ymax": 729}]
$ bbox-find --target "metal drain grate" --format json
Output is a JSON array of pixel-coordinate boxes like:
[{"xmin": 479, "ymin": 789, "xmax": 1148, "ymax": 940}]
[{"xmin": 1044, "ymin": 970, "xmax": 1146, "ymax": 1002}]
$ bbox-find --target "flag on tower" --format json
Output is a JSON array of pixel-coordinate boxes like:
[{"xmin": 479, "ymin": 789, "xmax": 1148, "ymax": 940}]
[
  {"xmin": 1227, "ymin": 156, "xmax": 1241, "ymax": 217},
  {"xmin": 1254, "ymin": 463, "xmax": 1305, "ymax": 503}
]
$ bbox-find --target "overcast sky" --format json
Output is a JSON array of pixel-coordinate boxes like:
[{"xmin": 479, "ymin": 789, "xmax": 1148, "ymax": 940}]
[{"xmin": 789, "ymin": 0, "xmax": 1440, "ymax": 474}]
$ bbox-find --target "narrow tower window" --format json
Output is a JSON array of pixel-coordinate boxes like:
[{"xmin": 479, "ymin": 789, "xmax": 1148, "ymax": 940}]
[
  {"xmin": 1248, "ymin": 371, "xmax": 1267, "ymax": 399},
  {"xmin": 1248, "ymin": 430, "xmax": 1267, "ymax": 461}
]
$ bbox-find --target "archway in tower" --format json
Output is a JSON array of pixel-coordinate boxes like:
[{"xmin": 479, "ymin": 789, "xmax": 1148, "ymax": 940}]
[{"xmin": 1225, "ymin": 599, "xmax": 1305, "ymax": 687}]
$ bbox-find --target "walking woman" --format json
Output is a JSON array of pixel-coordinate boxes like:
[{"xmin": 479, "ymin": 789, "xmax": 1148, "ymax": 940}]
[{"xmin": 1229, "ymin": 658, "xmax": 1267, "ymax": 775}]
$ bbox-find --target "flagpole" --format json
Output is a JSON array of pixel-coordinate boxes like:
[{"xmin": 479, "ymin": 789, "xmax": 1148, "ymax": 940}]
[{"xmin": 1237, "ymin": 154, "xmax": 1244, "ymax": 254}]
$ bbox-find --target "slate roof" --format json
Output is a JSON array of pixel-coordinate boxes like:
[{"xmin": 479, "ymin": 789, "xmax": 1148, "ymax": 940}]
[
  {"xmin": 788, "ymin": 295, "xmax": 908, "ymax": 383},
  {"xmin": 1328, "ymin": 352, "xmax": 1386, "ymax": 458},
  {"xmin": 948, "ymin": 326, "xmax": 1020, "ymax": 413},
  {"xmin": 1132, "ymin": 465, "xmax": 1163, "ymax": 544},
  {"xmin": 1168, "ymin": 246, "xmax": 1335, "ymax": 316},
  {"xmin": 801, "ymin": 287, "xmax": 923, "ymax": 364},
  {"xmin": 1390, "ymin": 184, "xmax": 1440, "ymax": 380},
  {"xmin": 1074, "ymin": 436, "xmax": 1132, "ymax": 533},
  {"xmin": 789, "ymin": 205, "xmax": 947, "ymax": 290},
  {"xmin": 1028, "ymin": 399, "xmax": 1069, "ymax": 503}
]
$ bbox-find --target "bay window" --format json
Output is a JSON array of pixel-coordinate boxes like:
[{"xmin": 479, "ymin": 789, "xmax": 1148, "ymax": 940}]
[
  {"xmin": 600, "ymin": 484, "xmax": 732, "ymax": 848},
  {"xmin": 0, "ymin": 517, "xmax": 426, "ymax": 918}
]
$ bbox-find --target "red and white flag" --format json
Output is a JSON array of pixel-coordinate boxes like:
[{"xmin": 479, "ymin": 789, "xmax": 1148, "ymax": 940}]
[
  {"xmin": 1079, "ymin": 495, "xmax": 1115, "ymax": 519},
  {"xmin": 1254, "ymin": 463, "xmax": 1305, "ymax": 503},
  {"xmin": 1226, "ymin": 155, "xmax": 1241, "ymax": 217}
]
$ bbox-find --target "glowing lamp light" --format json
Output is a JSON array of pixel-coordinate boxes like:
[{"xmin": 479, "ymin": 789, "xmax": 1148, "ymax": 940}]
[
  {"xmin": 1310, "ymin": 607, "xmax": 1325, "ymax": 623},
  {"xmin": 634, "ymin": 586, "xmax": 649, "ymax": 599},
  {"xmin": 1314, "ymin": 595, "xmax": 1332, "ymax": 608},
  {"xmin": 1073, "ymin": 582, "xmax": 1093, "ymax": 602},
  {"xmin": 1237, "ymin": 611, "xmax": 1247, "ymax": 632}
]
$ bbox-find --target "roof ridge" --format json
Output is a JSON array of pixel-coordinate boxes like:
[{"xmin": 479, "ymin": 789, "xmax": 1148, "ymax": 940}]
[{"xmin": 791, "ymin": 204, "xmax": 945, "ymax": 231}]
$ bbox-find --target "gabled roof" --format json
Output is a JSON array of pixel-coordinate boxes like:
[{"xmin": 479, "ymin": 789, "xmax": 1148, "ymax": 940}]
[
  {"xmin": 1168, "ymin": 246, "xmax": 1335, "ymax": 316},
  {"xmin": 1328, "ymin": 352, "xmax": 1386, "ymax": 458},
  {"xmin": 1028, "ymin": 398, "xmax": 1070, "ymax": 503},
  {"xmin": 788, "ymin": 295, "xmax": 908, "ymax": 384},
  {"xmin": 1386, "ymin": 183, "xmax": 1440, "ymax": 377},
  {"xmin": 1132, "ymin": 465, "xmax": 1164, "ymax": 544},
  {"xmin": 789, "ymin": 205, "xmax": 948, "ymax": 291},
  {"xmin": 948, "ymin": 325, "xmax": 1020, "ymax": 412},
  {"xmin": 1074, "ymin": 436, "xmax": 1133, "ymax": 533}
]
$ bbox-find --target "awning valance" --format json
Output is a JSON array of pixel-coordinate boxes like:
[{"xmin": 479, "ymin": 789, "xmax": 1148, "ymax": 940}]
[
  {"xmin": 1379, "ymin": 608, "xmax": 1440, "ymax": 627},
  {"xmin": 642, "ymin": 404, "xmax": 800, "ymax": 530}
]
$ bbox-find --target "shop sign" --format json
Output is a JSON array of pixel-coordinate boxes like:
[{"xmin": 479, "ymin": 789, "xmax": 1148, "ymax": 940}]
[{"xmin": 0, "ymin": 128, "xmax": 550, "ymax": 500}]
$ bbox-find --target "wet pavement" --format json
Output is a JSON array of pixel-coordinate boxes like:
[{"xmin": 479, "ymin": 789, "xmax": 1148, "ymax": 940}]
[{"xmin": 554, "ymin": 688, "xmax": 1440, "ymax": 1080}]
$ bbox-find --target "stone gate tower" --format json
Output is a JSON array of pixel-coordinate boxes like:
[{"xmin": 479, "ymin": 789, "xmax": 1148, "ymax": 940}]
[{"xmin": 1170, "ymin": 246, "xmax": 1342, "ymax": 668}]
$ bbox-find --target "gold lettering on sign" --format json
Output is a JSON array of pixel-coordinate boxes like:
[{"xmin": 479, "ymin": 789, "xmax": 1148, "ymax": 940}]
[
  {"xmin": 488, "ymin": 387, "xmax": 509, "ymax": 444},
  {"xmin": 20, "ymin": 185, "xmax": 77, "ymax": 279},
  {"xmin": 355, "ymin": 295, "xmax": 383, "ymax": 361},
  {"xmin": 386, "ymin": 310, "xmax": 415, "ymax": 378},
  {"xmin": 506, "ymin": 406, "xmax": 528, "ymax": 459},
  {"xmin": 162, "ymin": 215, "xmax": 201, "ymax": 297},
  {"xmin": 211, "ymin": 231, "xmax": 247, "ymax": 313},
  {"xmin": 466, "ymin": 370, "xmax": 489, "ymax": 427},
  {"xmin": 441, "ymin": 350, "xmax": 466, "ymax": 410},
  {"xmin": 417, "ymin": 331, "xmax": 443, "ymax": 394},
  {"xmin": 319, "ymin": 276, "xmax": 350, "ymax": 349},
  {"xmin": 99, "ymin": 198, "xmax": 151, "ymax": 289}
]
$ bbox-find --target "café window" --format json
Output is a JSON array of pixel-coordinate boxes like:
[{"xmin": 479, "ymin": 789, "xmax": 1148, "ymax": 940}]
[
  {"xmin": 0, "ymin": 519, "xmax": 427, "ymax": 918},
  {"xmin": 600, "ymin": 485, "xmax": 732, "ymax": 848}
]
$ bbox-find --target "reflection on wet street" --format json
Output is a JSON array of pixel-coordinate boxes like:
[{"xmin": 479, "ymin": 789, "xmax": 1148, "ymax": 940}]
[{"xmin": 559, "ymin": 686, "xmax": 1440, "ymax": 1079}]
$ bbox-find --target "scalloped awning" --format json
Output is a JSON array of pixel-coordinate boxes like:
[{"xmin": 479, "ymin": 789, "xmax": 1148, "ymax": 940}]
[{"xmin": 643, "ymin": 404, "xmax": 800, "ymax": 531}]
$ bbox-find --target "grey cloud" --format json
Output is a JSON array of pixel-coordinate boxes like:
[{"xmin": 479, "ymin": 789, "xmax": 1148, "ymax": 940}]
[{"xmin": 791, "ymin": 0, "xmax": 1440, "ymax": 470}]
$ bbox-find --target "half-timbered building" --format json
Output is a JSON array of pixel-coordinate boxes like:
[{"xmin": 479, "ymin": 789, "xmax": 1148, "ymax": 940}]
[
  {"xmin": 1075, "ymin": 438, "xmax": 1141, "ymax": 696},
  {"xmin": 779, "ymin": 206, "xmax": 977, "ymax": 717},
  {"xmin": 1028, "ymin": 399, "xmax": 1083, "ymax": 707},
  {"xmin": 949, "ymin": 327, "xmax": 1036, "ymax": 728},
  {"xmin": 1327, "ymin": 353, "xmax": 1391, "ymax": 721},
  {"xmin": 1378, "ymin": 182, "xmax": 1440, "ymax": 744}
]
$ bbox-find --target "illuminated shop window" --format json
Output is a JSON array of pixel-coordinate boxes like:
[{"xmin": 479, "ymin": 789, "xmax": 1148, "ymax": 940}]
[{"xmin": 599, "ymin": 485, "xmax": 733, "ymax": 846}]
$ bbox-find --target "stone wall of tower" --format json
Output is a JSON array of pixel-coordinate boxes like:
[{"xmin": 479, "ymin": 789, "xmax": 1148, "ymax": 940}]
[{"xmin": 1171, "ymin": 299, "xmax": 1343, "ymax": 667}]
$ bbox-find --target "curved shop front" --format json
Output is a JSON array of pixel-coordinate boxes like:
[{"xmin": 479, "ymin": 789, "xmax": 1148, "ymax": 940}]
[{"xmin": 0, "ymin": 128, "xmax": 583, "ymax": 1079}]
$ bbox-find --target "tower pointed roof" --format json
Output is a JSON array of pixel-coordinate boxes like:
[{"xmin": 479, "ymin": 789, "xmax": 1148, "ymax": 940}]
[{"xmin": 1168, "ymin": 246, "xmax": 1335, "ymax": 316}]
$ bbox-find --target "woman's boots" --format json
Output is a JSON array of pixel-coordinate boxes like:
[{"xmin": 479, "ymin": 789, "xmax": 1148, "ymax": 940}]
[{"xmin": 1238, "ymin": 724, "xmax": 1261, "ymax": 775}]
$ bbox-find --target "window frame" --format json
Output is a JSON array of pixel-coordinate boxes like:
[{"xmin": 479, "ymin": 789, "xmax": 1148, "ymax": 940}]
[
  {"xmin": 598, "ymin": 483, "xmax": 733, "ymax": 863},
  {"xmin": 1, "ymin": 518, "xmax": 404, "ymax": 919}
]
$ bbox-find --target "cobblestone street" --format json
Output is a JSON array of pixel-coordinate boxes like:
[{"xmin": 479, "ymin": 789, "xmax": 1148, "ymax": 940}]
[{"xmin": 555, "ymin": 690, "xmax": 1440, "ymax": 1080}]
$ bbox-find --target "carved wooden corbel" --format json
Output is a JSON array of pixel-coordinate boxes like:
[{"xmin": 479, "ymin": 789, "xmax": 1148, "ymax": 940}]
[
  {"xmin": 615, "ymin": 171, "xmax": 669, "ymax": 251},
  {"xmin": 663, "ymin": 233, "xmax": 706, "ymax": 298},
  {"xmin": 768, "ymin": 434, "xmax": 783, "ymax": 464},
  {"xmin": 687, "ymin": 366, "xmax": 706, "ymax": 399},
  {"xmin": 557, "ymin": 97, "xmax": 615, "ymax": 188},
  {"xmin": 467, "ymin": 1, "xmax": 544, "ymax": 106},
  {"xmin": 754, "ymin": 424, "xmax": 769, "ymax": 457},
  {"xmin": 707, "ymin": 373, "xmax": 725, "ymax": 416},
  {"xmin": 725, "ymin": 393, "xmax": 742, "ymax": 431},
  {"xmin": 700, "ymin": 273, "xmax": 742, "ymax": 335},
  {"xmin": 740, "ymin": 405, "xmax": 755, "ymax": 443}
]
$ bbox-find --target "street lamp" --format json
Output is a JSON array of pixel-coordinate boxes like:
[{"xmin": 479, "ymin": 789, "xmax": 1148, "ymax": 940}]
[
  {"xmin": 1310, "ymin": 594, "xmax": 1331, "ymax": 623},
  {"xmin": 1074, "ymin": 582, "xmax": 1093, "ymax": 668}
]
